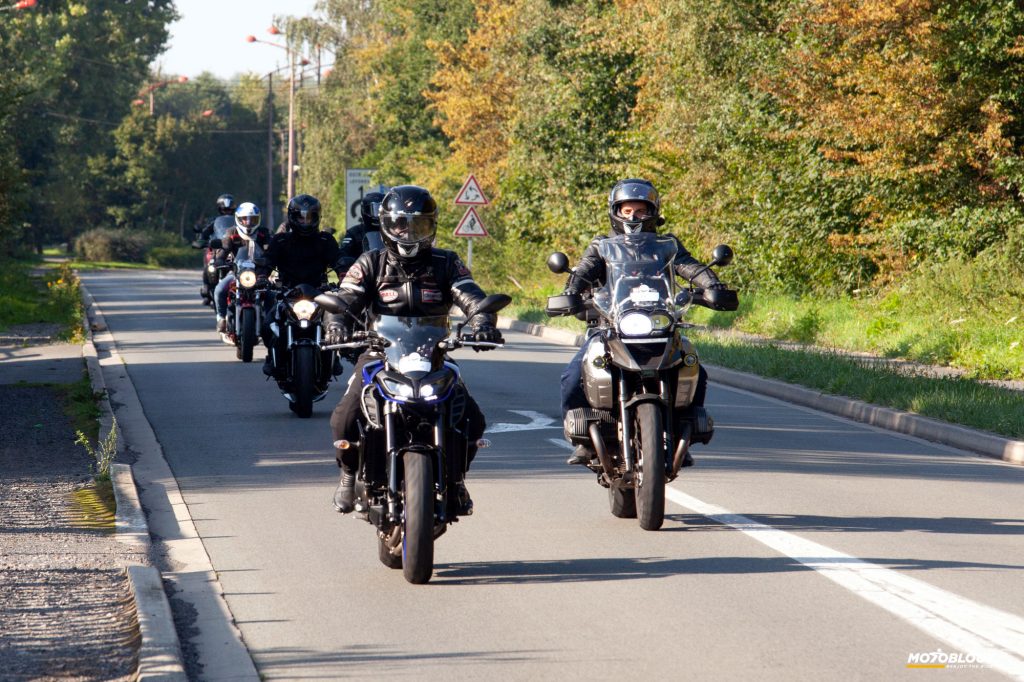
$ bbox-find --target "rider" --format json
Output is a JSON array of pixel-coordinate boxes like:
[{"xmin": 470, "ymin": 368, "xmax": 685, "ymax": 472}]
[
  {"xmin": 196, "ymin": 194, "xmax": 237, "ymax": 303},
  {"xmin": 213, "ymin": 202, "xmax": 272, "ymax": 333},
  {"xmin": 259, "ymin": 194, "xmax": 345, "ymax": 377},
  {"xmin": 323, "ymin": 185, "xmax": 504, "ymax": 514},
  {"xmin": 336, "ymin": 189, "xmax": 388, "ymax": 276},
  {"xmin": 560, "ymin": 178, "xmax": 727, "ymax": 465}
]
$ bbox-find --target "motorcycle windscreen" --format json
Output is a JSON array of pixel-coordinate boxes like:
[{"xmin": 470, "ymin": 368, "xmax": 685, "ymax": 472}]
[
  {"xmin": 593, "ymin": 233, "xmax": 679, "ymax": 321},
  {"xmin": 372, "ymin": 315, "xmax": 450, "ymax": 375}
]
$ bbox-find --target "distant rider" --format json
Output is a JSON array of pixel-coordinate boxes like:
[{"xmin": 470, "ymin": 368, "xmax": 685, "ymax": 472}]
[
  {"xmin": 323, "ymin": 185, "xmax": 503, "ymax": 514},
  {"xmin": 336, "ymin": 189, "xmax": 388, "ymax": 276},
  {"xmin": 195, "ymin": 194, "xmax": 237, "ymax": 304},
  {"xmin": 213, "ymin": 202, "xmax": 272, "ymax": 333},
  {"xmin": 559, "ymin": 178, "xmax": 727, "ymax": 465},
  {"xmin": 258, "ymin": 194, "xmax": 345, "ymax": 378}
]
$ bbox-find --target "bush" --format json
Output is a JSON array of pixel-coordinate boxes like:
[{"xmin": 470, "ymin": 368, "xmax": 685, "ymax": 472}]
[
  {"xmin": 74, "ymin": 228, "xmax": 150, "ymax": 262},
  {"xmin": 146, "ymin": 246, "xmax": 201, "ymax": 268}
]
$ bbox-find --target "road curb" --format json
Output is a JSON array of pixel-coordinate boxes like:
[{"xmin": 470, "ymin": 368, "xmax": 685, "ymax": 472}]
[
  {"xmin": 497, "ymin": 315, "xmax": 1024, "ymax": 466},
  {"xmin": 126, "ymin": 566, "xmax": 187, "ymax": 681},
  {"xmin": 80, "ymin": 285, "xmax": 189, "ymax": 678}
]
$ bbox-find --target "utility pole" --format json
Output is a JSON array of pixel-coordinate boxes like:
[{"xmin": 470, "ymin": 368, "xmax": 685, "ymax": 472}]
[
  {"xmin": 266, "ymin": 72, "xmax": 274, "ymax": 224},
  {"xmin": 287, "ymin": 50, "xmax": 296, "ymax": 199}
]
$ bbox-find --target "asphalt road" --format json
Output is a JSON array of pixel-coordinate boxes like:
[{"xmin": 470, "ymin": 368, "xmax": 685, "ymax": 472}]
[{"xmin": 81, "ymin": 269, "xmax": 1024, "ymax": 681}]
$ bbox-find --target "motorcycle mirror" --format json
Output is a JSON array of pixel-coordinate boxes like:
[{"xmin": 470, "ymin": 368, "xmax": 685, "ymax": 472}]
[
  {"xmin": 547, "ymin": 252, "xmax": 570, "ymax": 274},
  {"xmin": 471, "ymin": 293, "xmax": 513, "ymax": 317},
  {"xmin": 710, "ymin": 244, "xmax": 734, "ymax": 268},
  {"xmin": 209, "ymin": 238, "xmax": 223, "ymax": 250},
  {"xmin": 314, "ymin": 292, "xmax": 344, "ymax": 314}
]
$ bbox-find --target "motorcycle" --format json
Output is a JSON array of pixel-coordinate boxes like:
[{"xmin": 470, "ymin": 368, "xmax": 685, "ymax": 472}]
[
  {"xmin": 546, "ymin": 233, "xmax": 737, "ymax": 530},
  {"xmin": 318, "ymin": 293, "xmax": 511, "ymax": 584},
  {"xmin": 192, "ymin": 215, "xmax": 235, "ymax": 306},
  {"xmin": 223, "ymin": 241, "xmax": 268, "ymax": 363},
  {"xmin": 266, "ymin": 283, "xmax": 339, "ymax": 418}
]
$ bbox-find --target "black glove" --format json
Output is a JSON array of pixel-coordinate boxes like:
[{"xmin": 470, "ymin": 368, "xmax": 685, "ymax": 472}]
[
  {"xmin": 324, "ymin": 323, "xmax": 347, "ymax": 346},
  {"xmin": 472, "ymin": 326, "xmax": 503, "ymax": 350}
]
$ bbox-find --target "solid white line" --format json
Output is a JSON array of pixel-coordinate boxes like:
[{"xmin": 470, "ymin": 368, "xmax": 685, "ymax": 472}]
[{"xmin": 664, "ymin": 486, "xmax": 1024, "ymax": 680}]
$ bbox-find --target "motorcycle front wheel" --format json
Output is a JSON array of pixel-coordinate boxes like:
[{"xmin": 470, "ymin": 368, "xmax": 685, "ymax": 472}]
[
  {"xmin": 292, "ymin": 345, "xmax": 315, "ymax": 418},
  {"xmin": 402, "ymin": 451, "xmax": 434, "ymax": 584},
  {"xmin": 239, "ymin": 308, "xmax": 256, "ymax": 363},
  {"xmin": 635, "ymin": 402, "xmax": 666, "ymax": 531}
]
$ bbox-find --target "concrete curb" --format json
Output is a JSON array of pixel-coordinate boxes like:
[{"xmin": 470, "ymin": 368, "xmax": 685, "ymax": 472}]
[
  {"xmin": 80, "ymin": 286, "xmax": 188, "ymax": 679},
  {"xmin": 496, "ymin": 315, "xmax": 1024, "ymax": 466},
  {"xmin": 126, "ymin": 566, "xmax": 187, "ymax": 681}
]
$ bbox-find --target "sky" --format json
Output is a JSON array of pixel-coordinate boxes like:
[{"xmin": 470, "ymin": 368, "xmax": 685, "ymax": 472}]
[{"xmin": 153, "ymin": 0, "xmax": 320, "ymax": 80}]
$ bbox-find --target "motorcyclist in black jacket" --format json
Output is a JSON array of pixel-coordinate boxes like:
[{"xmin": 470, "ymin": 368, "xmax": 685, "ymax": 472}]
[
  {"xmin": 259, "ymin": 194, "xmax": 344, "ymax": 378},
  {"xmin": 560, "ymin": 178, "xmax": 727, "ymax": 466},
  {"xmin": 212, "ymin": 202, "xmax": 272, "ymax": 333},
  {"xmin": 195, "ymin": 194, "xmax": 237, "ymax": 304},
  {"xmin": 336, "ymin": 190, "xmax": 388, "ymax": 277},
  {"xmin": 324, "ymin": 185, "xmax": 503, "ymax": 514}
]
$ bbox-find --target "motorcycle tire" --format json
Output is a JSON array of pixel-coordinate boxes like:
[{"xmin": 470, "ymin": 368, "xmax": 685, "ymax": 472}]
[
  {"xmin": 239, "ymin": 308, "xmax": 256, "ymax": 363},
  {"xmin": 293, "ymin": 345, "xmax": 315, "ymax": 418},
  {"xmin": 609, "ymin": 484, "xmax": 637, "ymax": 518},
  {"xmin": 402, "ymin": 451, "xmax": 434, "ymax": 584},
  {"xmin": 635, "ymin": 402, "xmax": 666, "ymax": 531}
]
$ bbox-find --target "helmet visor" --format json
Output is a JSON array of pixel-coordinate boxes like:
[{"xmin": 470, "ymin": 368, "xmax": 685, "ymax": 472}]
[
  {"xmin": 237, "ymin": 214, "xmax": 261, "ymax": 229},
  {"xmin": 292, "ymin": 209, "xmax": 319, "ymax": 227},
  {"xmin": 381, "ymin": 213, "xmax": 435, "ymax": 244}
]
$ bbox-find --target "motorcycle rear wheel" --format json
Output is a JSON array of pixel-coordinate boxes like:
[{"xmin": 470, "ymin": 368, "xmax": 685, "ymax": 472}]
[
  {"xmin": 608, "ymin": 483, "xmax": 637, "ymax": 518},
  {"xmin": 402, "ymin": 452, "xmax": 434, "ymax": 584},
  {"xmin": 293, "ymin": 345, "xmax": 315, "ymax": 418},
  {"xmin": 239, "ymin": 308, "xmax": 256, "ymax": 363},
  {"xmin": 635, "ymin": 402, "xmax": 665, "ymax": 531}
]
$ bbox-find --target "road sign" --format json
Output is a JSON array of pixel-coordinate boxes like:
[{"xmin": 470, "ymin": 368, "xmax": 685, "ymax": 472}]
[
  {"xmin": 345, "ymin": 169, "xmax": 384, "ymax": 230},
  {"xmin": 454, "ymin": 207, "xmax": 488, "ymax": 237},
  {"xmin": 454, "ymin": 174, "xmax": 489, "ymax": 206}
]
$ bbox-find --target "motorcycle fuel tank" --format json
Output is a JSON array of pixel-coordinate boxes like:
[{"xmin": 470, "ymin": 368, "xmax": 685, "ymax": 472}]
[
  {"xmin": 582, "ymin": 337, "xmax": 614, "ymax": 410},
  {"xmin": 675, "ymin": 331, "xmax": 700, "ymax": 408}
]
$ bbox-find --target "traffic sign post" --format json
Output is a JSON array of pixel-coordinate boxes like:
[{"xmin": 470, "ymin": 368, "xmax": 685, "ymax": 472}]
[
  {"xmin": 453, "ymin": 174, "xmax": 489, "ymax": 269},
  {"xmin": 345, "ymin": 169, "xmax": 384, "ymax": 230}
]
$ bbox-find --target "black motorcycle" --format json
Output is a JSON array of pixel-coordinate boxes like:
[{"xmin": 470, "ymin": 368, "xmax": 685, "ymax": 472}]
[
  {"xmin": 266, "ymin": 283, "xmax": 339, "ymax": 418},
  {"xmin": 318, "ymin": 294, "xmax": 510, "ymax": 584},
  {"xmin": 546, "ymin": 234, "xmax": 737, "ymax": 530},
  {"xmin": 192, "ymin": 215, "xmax": 235, "ymax": 306},
  {"xmin": 223, "ymin": 242, "xmax": 267, "ymax": 363}
]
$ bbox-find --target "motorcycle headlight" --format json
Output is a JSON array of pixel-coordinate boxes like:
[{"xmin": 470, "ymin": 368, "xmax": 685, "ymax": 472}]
[
  {"xmin": 381, "ymin": 376, "xmax": 414, "ymax": 399},
  {"xmin": 417, "ymin": 369, "xmax": 456, "ymax": 401},
  {"xmin": 238, "ymin": 270, "xmax": 257, "ymax": 288},
  {"xmin": 619, "ymin": 312, "xmax": 654, "ymax": 336},
  {"xmin": 291, "ymin": 299, "xmax": 317, "ymax": 320}
]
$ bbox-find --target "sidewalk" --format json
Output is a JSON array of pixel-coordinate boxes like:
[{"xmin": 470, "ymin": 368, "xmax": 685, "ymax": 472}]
[{"xmin": 0, "ymin": 338, "xmax": 146, "ymax": 680}]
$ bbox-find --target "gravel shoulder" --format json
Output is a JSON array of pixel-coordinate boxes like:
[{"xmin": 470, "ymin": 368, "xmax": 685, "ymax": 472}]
[{"xmin": 0, "ymin": 344, "xmax": 145, "ymax": 680}]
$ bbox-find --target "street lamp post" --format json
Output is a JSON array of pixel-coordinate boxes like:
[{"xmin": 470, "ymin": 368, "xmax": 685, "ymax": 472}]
[
  {"xmin": 138, "ymin": 75, "xmax": 189, "ymax": 116},
  {"xmin": 247, "ymin": 28, "xmax": 309, "ymax": 201}
]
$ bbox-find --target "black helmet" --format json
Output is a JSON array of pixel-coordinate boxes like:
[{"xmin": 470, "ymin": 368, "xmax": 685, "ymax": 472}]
[
  {"xmin": 216, "ymin": 193, "xmax": 237, "ymax": 215},
  {"xmin": 379, "ymin": 185, "xmax": 437, "ymax": 260},
  {"xmin": 608, "ymin": 178, "xmax": 664, "ymax": 235},
  {"xmin": 286, "ymin": 194, "xmax": 322, "ymax": 237},
  {"xmin": 360, "ymin": 190, "xmax": 387, "ymax": 231}
]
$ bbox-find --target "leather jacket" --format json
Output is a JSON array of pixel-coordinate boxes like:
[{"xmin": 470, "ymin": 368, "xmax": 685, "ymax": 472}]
[
  {"xmin": 259, "ymin": 230, "xmax": 341, "ymax": 289},
  {"xmin": 329, "ymin": 247, "xmax": 496, "ymax": 330}
]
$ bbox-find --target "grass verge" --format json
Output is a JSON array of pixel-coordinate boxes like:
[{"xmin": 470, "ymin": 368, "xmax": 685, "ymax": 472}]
[
  {"xmin": 693, "ymin": 332, "xmax": 1024, "ymax": 440},
  {"xmin": 0, "ymin": 259, "xmax": 84, "ymax": 339}
]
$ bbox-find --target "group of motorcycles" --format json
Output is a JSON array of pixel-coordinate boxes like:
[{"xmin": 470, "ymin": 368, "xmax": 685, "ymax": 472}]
[{"xmin": 195, "ymin": 221, "xmax": 737, "ymax": 583}]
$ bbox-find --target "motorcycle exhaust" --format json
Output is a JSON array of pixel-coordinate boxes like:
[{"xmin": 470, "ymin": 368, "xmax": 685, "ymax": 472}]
[
  {"xmin": 587, "ymin": 422, "xmax": 615, "ymax": 478},
  {"xmin": 670, "ymin": 423, "xmax": 693, "ymax": 478}
]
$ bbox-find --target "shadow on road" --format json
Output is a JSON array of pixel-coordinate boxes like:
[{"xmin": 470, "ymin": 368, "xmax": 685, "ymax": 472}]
[{"xmin": 665, "ymin": 512, "xmax": 1024, "ymax": 535}]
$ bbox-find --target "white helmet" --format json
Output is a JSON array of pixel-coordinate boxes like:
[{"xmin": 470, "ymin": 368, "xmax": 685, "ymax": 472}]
[{"xmin": 234, "ymin": 202, "xmax": 262, "ymax": 240}]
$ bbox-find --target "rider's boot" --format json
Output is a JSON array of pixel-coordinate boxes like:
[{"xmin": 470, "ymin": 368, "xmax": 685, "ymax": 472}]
[
  {"xmin": 216, "ymin": 316, "xmax": 227, "ymax": 333},
  {"xmin": 455, "ymin": 479, "xmax": 473, "ymax": 515},
  {"xmin": 333, "ymin": 467, "xmax": 356, "ymax": 513},
  {"xmin": 262, "ymin": 353, "xmax": 275, "ymax": 378},
  {"xmin": 566, "ymin": 443, "xmax": 595, "ymax": 466},
  {"xmin": 331, "ymin": 355, "xmax": 344, "ymax": 377}
]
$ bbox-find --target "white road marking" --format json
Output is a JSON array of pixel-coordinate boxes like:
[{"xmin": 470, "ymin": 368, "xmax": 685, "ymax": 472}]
[
  {"xmin": 548, "ymin": 437, "xmax": 1024, "ymax": 679},
  {"xmin": 486, "ymin": 410, "xmax": 561, "ymax": 434},
  {"xmin": 664, "ymin": 487, "xmax": 1024, "ymax": 680}
]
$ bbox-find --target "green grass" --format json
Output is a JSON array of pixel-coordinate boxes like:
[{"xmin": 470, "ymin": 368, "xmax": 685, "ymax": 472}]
[
  {"xmin": 693, "ymin": 332, "xmax": 1024, "ymax": 439},
  {"xmin": 64, "ymin": 259, "xmax": 162, "ymax": 271},
  {"xmin": 0, "ymin": 259, "xmax": 83, "ymax": 339},
  {"xmin": 56, "ymin": 373, "xmax": 103, "ymax": 444}
]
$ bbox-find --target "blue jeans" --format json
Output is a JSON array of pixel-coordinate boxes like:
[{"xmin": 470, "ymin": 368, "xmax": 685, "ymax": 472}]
[
  {"xmin": 560, "ymin": 337, "xmax": 709, "ymax": 419},
  {"xmin": 214, "ymin": 273, "xmax": 235, "ymax": 318}
]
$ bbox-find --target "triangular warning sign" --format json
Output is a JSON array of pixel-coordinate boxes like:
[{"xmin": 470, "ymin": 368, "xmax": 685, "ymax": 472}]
[
  {"xmin": 453, "ymin": 207, "xmax": 489, "ymax": 237},
  {"xmin": 454, "ymin": 174, "xmax": 489, "ymax": 206}
]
